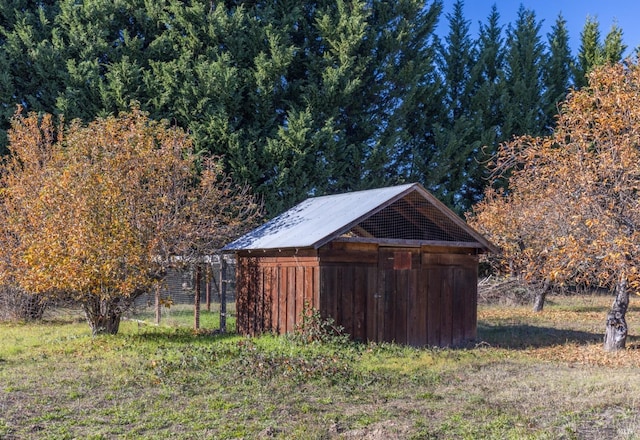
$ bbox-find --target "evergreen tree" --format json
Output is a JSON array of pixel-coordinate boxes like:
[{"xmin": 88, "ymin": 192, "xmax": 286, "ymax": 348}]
[
  {"xmin": 430, "ymin": 0, "xmax": 479, "ymax": 212},
  {"xmin": 55, "ymin": 0, "xmax": 157, "ymax": 120},
  {"xmin": 461, "ymin": 4, "xmax": 508, "ymax": 203},
  {"xmin": 9, "ymin": 0, "xmax": 604, "ymax": 216},
  {"xmin": 370, "ymin": 0, "xmax": 443, "ymax": 192},
  {"xmin": 542, "ymin": 13, "xmax": 573, "ymax": 131},
  {"xmin": 575, "ymin": 17, "xmax": 626, "ymax": 89},
  {"xmin": 140, "ymin": 0, "xmax": 444, "ymax": 215},
  {"xmin": 501, "ymin": 5, "xmax": 546, "ymax": 139},
  {"xmin": 438, "ymin": 0, "xmax": 473, "ymax": 120},
  {"xmin": 0, "ymin": 0, "xmax": 64, "ymax": 149},
  {"xmin": 299, "ymin": 0, "xmax": 377, "ymax": 198},
  {"xmin": 574, "ymin": 16, "xmax": 602, "ymax": 89},
  {"xmin": 142, "ymin": 1, "xmax": 293, "ymax": 210},
  {"xmin": 470, "ymin": 5, "xmax": 505, "ymax": 148},
  {"xmin": 0, "ymin": 45, "xmax": 13, "ymax": 151},
  {"xmin": 602, "ymin": 23, "xmax": 626, "ymax": 64},
  {"xmin": 0, "ymin": 0, "xmax": 447, "ymax": 215}
]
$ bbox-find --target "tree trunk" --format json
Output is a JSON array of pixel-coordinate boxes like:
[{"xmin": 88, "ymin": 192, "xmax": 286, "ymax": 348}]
[
  {"xmin": 532, "ymin": 279, "xmax": 550, "ymax": 312},
  {"xmin": 603, "ymin": 275, "xmax": 629, "ymax": 351},
  {"xmin": 83, "ymin": 296, "xmax": 131, "ymax": 336}
]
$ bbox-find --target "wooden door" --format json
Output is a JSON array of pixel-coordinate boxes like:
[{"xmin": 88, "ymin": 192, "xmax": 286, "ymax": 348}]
[
  {"xmin": 423, "ymin": 253, "xmax": 478, "ymax": 346},
  {"xmin": 376, "ymin": 248, "xmax": 421, "ymax": 345}
]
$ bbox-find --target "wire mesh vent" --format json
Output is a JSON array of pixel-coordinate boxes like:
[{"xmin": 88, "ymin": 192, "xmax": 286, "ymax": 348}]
[{"xmin": 344, "ymin": 191, "xmax": 476, "ymax": 242}]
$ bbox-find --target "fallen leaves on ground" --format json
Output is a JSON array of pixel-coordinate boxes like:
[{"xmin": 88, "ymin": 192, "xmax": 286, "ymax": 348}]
[{"xmin": 479, "ymin": 295, "xmax": 640, "ymax": 367}]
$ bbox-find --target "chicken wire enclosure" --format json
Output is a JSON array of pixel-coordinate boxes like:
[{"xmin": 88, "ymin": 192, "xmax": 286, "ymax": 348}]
[
  {"xmin": 344, "ymin": 191, "xmax": 477, "ymax": 243},
  {"xmin": 133, "ymin": 255, "xmax": 236, "ymax": 310}
]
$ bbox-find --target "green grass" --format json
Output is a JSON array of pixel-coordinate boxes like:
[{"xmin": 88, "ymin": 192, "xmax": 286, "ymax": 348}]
[
  {"xmin": 127, "ymin": 302, "xmax": 237, "ymax": 330},
  {"xmin": 2, "ymin": 296, "xmax": 640, "ymax": 439}
]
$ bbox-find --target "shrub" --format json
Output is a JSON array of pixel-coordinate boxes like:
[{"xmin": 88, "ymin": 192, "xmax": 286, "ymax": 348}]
[
  {"xmin": 0, "ymin": 285, "xmax": 47, "ymax": 321},
  {"xmin": 289, "ymin": 302, "xmax": 350, "ymax": 345}
]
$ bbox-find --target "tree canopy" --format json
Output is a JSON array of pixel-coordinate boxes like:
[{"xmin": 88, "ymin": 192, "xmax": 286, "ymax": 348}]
[
  {"xmin": 0, "ymin": 108, "xmax": 261, "ymax": 334},
  {"xmin": 469, "ymin": 61, "xmax": 640, "ymax": 350},
  {"xmin": 1, "ymin": 0, "xmax": 621, "ymax": 217}
]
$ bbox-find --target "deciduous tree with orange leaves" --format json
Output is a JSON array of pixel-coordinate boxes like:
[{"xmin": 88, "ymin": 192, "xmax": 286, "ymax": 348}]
[
  {"xmin": 0, "ymin": 108, "xmax": 261, "ymax": 335},
  {"xmin": 469, "ymin": 61, "xmax": 640, "ymax": 351}
]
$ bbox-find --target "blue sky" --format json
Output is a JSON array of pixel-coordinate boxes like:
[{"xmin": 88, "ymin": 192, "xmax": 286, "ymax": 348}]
[{"xmin": 438, "ymin": 1, "xmax": 640, "ymax": 57}]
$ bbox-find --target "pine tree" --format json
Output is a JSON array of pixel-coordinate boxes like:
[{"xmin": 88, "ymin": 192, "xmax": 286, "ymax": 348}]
[
  {"xmin": 574, "ymin": 16, "xmax": 602, "ymax": 89},
  {"xmin": 470, "ymin": 4, "xmax": 505, "ymax": 148},
  {"xmin": 430, "ymin": 0, "xmax": 480, "ymax": 212},
  {"xmin": 542, "ymin": 13, "xmax": 573, "ymax": 131},
  {"xmin": 603, "ymin": 23, "xmax": 626, "ymax": 64},
  {"xmin": 501, "ymin": 5, "xmax": 546, "ymax": 139},
  {"xmin": 0, "ymin": 0, "xmax": 64, "ymax": 148}
]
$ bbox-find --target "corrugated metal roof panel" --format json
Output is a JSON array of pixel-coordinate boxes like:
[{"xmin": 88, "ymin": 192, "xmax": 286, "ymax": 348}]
[{"xmin": 223, "ymin": 183, "xmax": 416, "ymax": 250}]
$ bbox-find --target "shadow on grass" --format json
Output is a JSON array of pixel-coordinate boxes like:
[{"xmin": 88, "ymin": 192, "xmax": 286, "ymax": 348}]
[
  {"xmin": 543, "ymin": 304, "xmax": 640, "ymax": 314},
  {"xmin": 132, "ymin": 328, "xmax": 241, "ymax": 345},
  {"xmin": 477, "ymin": 323, "xmax": 603, "ymax": 349}
]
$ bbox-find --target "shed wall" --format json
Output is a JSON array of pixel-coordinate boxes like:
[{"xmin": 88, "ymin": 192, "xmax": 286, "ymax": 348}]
[
  {"xmin": 235, "ymin": 251, "xmax": 320, "ymax": 336},
  {"xmin": 318, "ymin": 241, "xmax": 378, "ymax": 342},
  {"xmin": 235, "ymin": 243, "xmax": 478, "ymax": 347}
]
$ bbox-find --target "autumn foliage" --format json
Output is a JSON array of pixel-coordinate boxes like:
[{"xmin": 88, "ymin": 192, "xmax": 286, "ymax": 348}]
[
  {"xmin": 0, "ymin": 108, "xmax": 261, "ymax": 334},
  {"xmin": 469, "ymin": 61, "xmax": 640, "ymax": 350}
]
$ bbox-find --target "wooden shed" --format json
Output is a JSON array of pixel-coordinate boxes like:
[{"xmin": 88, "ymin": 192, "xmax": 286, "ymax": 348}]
[{"xmin": 223, "ymin": 183, "xmax": 496, "ymax": 347}]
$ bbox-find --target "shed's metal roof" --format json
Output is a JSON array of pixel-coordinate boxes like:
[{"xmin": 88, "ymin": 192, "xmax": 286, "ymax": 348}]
[{"xmin": 223, "ymin": 183, "xmax": 495, "ymax": 252}]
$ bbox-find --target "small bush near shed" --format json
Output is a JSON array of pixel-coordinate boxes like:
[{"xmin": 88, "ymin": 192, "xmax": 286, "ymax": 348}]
[{"xmin": 289, "ymin": 302, "xmax": 350, "ymax": 345}]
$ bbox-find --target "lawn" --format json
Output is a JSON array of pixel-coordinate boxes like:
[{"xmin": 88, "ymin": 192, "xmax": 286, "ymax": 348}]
[{"xmin": 2, "ymin": 294, "xmax": 640, "ymax": 439}]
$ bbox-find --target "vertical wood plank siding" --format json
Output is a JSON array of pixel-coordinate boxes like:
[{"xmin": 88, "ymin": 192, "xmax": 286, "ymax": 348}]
[
  {"xmin": 235, "ymin": 252, "xmax": 320, "ymax": 336},
  {"xmin": 235, "ymin": 244, "xmax": 478, "ymax": 347},
  {"xmin": 422, "ymin": 253, "xmax": 478, "ymax": 346}
]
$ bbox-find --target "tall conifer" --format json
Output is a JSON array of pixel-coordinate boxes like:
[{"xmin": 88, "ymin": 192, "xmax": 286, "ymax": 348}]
[
  {"xmin": 542, "ymin": 13, "xmax": 573, "ymax": 131},
  {"xmin": 603, "ymin": 23, "xmax": 626, "ymax": 64},
  {"xmin": 370, "ymin": 0, "xmax": 443, "ymax": 192},
  {"xmin": 575, "ymin": 18, "xmax": 626, "ymax": 89},
  {"xmin": 430, "ymin": 0, "xmax": 480, "ymax": 212},
  {"xmin": 470, "ymin": 5, "xmax": 505, "ymax": 147},
  {"xmin": 575, "ymin": 16, "xmax": 602, "ymax": 89},
  {"xmin": 0, "ymin": 0, "xmax": 63, "ymax": 148},
  {"xmin": 502, "ymin": 5, "xmax": 545, "ymax": 139}
]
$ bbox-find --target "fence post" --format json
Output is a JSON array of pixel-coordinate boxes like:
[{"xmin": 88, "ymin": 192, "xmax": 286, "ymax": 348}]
[
  {"xmin": 155, "ymin": 283, "xmax": 161, "ymax": 325},
  {"xmin": 194, "ymin": 264, "xmax": 201, "ymax": 330},
  {"xmin": 220, "ymin": 256, "xmax": 227, "ymax": 333},
  {"xmin": 205, "ymin": 263, "xmax": 211, "ymax": 312}
]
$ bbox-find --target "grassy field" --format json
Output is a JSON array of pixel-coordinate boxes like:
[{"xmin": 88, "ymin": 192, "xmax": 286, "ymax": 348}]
[{"xmin": 2, "ymin": 295, "xmax": 640, "ymax": 439}]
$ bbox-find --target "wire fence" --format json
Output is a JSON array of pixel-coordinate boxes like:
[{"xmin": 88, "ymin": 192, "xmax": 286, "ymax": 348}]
[
  {"xmin": 0, "ymin": 254, "xmax": 238, "ymax": 331},
  {"xmin": 130, "ymin": 254, "xmax": 237, "ymax": 329}
]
